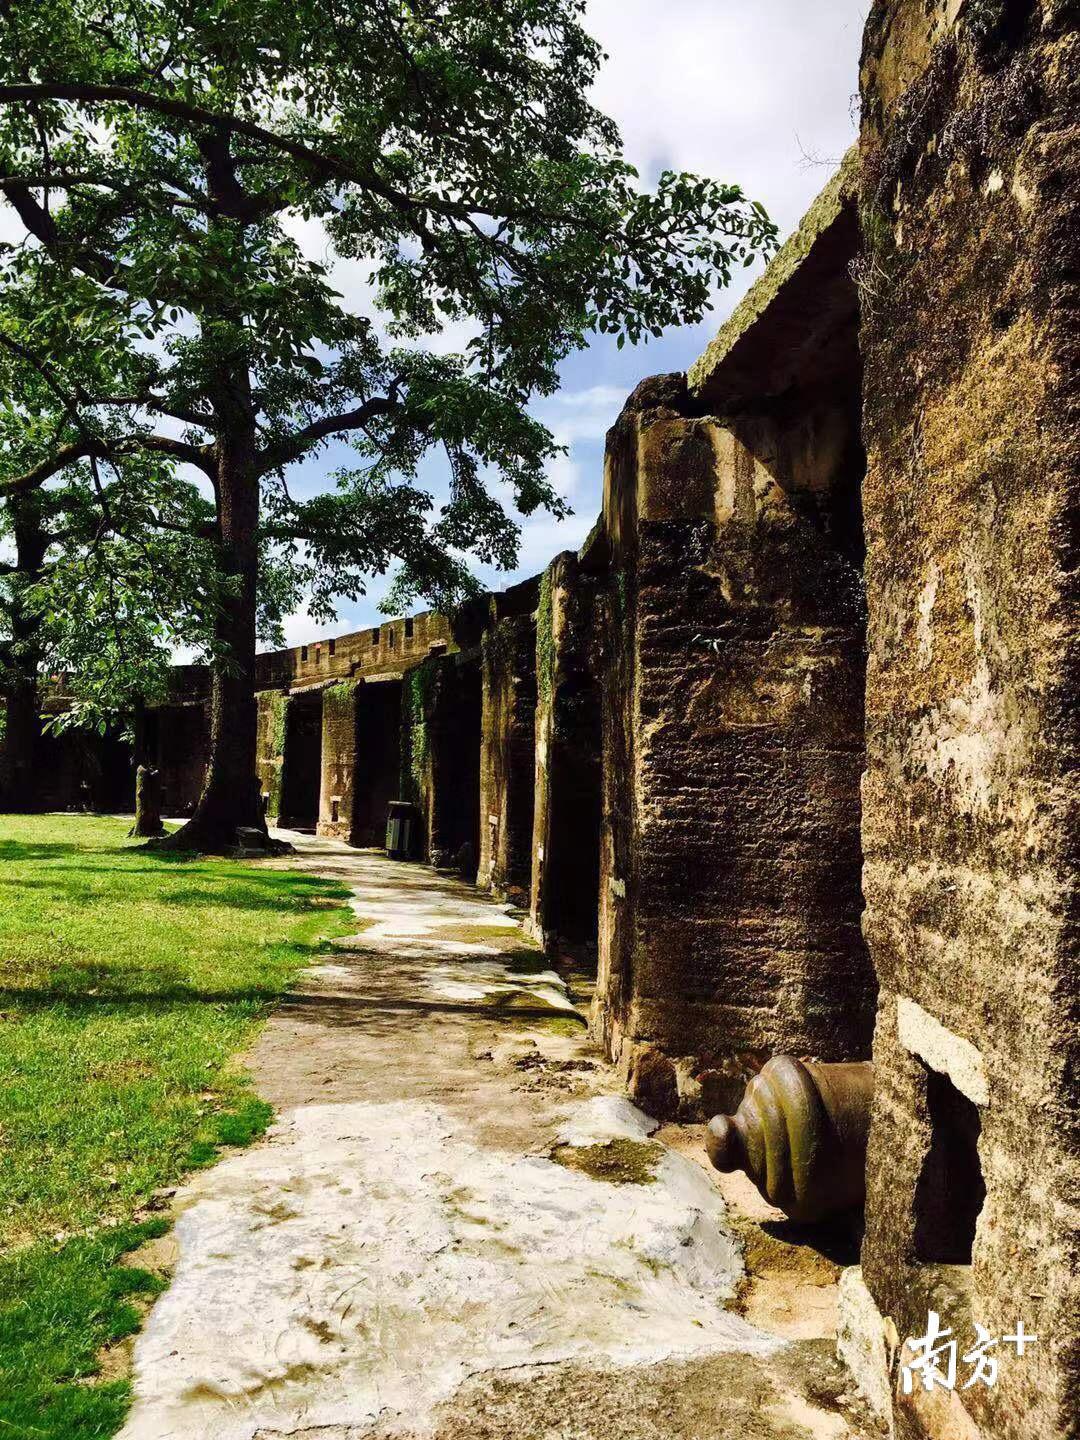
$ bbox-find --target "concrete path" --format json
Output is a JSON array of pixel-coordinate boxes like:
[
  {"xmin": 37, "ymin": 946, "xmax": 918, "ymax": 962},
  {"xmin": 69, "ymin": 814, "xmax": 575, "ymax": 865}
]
[{"xmin": 117, "ymin": 833, "xmax": 876, "ymax": 1440}]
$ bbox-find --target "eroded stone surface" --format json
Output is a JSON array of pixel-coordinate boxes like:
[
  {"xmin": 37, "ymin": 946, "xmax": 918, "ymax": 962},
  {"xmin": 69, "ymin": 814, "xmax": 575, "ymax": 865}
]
[{"xmin": 118, "ymin": 834, "xmax": 876, "ymax": 1440}]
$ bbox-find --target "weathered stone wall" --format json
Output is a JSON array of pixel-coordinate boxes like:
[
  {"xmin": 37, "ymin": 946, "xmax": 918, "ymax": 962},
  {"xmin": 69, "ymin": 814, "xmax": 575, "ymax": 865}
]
[
  {"xmin": 479, "ymin": 615, "xmax": 537, "ymax": 905},
  {"xmin": 255, "ymin": 609, "xmax": 453, "ymax": 691},
  {"xmin": 855, "ymin": 4, "xmax": 1080, "ymax": 1437},
  {"xmin": 529, "ymin": 551, "xmax": 604, "ymax": 959},
  {"xmin": 594, "ymin": 370, "xmax": 874, "ymax": 1118},
  {"xmin": 8, "ymin": 724, "xmax": 135, "ymax": 813},
  {"xmin": 151, "ymin": 702, "xmax": 209, "ymax": 816},
  {"xmin": 317, "ymin": 682, "xmax": 359, "ymax": 841}
]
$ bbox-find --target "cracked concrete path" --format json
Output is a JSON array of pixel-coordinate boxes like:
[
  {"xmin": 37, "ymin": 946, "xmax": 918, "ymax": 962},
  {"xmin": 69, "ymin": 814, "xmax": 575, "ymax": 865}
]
[{"xmin": 118, "ymin": 832, "xmax": 875, "ymax": 1440}]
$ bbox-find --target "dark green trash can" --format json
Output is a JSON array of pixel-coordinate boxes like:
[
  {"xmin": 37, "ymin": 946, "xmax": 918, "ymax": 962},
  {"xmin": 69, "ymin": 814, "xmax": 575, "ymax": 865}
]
[{"xmin": 386, "ymin": 800, "xmax": 418, "ymax": 860}]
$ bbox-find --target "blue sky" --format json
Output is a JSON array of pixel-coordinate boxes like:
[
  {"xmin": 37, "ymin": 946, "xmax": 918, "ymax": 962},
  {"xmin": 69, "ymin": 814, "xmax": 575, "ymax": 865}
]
[{"xmin": 281, "ymin": 0, "xmax": 870, "ymax": 645}]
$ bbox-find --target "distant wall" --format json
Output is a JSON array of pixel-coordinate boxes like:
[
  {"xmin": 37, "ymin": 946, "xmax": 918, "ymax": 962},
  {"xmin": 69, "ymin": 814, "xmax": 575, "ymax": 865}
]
[
  {"xmin": 401, "ymin": 652, "xmax": 482, "ymax": 877},
  {"xmin": 255, "ymin": 610, "xmax": 452, "ymax": 692},
  {"xmin": 350, "ymin": 679, "xmax": 403, "ymax": 847},
  {"xmin": 151, "ymin": 703, "xmax": 209, "ymax": 816}
]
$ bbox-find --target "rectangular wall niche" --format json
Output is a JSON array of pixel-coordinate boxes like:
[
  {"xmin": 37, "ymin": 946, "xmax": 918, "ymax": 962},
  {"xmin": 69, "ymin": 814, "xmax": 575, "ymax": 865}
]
[{"xmin": 913, "ymin": 1062, "xmax": 986, "ymax": 1266}]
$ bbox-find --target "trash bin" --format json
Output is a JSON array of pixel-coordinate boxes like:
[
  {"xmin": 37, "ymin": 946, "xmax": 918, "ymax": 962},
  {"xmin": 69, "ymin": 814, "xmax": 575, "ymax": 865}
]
[{"xmin": 386, "ymin": 800, "xmax": 418, "ymax": 859}]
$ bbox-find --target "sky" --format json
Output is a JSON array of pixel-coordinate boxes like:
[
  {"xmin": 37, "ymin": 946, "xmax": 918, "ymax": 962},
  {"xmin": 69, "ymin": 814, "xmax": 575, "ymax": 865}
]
[{"xmin": 280, "ymin": 0, "xmax": 871, "ymax": 647}]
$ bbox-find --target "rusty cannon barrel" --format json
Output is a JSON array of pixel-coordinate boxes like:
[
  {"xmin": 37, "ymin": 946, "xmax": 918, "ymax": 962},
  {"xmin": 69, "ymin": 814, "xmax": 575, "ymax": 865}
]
[{"xmin": 706, "ymin": 1056, "xmax": 874, "ymax": 1223}]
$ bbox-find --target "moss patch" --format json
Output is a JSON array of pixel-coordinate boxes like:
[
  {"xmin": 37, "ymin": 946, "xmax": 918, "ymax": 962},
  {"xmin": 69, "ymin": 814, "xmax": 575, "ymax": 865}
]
[
  {"xmin": 550, "ymin": 1139, "xmax": 664, "ymax": 1186},
  {"xmin": 426, "ymin": 923, "xmax": 541, "ymax": 953},
  {"xmin": 537, "ymin": 567, "xmax": 555, "ymax": 707},
  {"xmin": 402, "ymin": 660, "xmax": 439, "ymax": 800},
  {"xmin": 532, "ymin": 1013, "xmax": 589, "ymax": 1035}
]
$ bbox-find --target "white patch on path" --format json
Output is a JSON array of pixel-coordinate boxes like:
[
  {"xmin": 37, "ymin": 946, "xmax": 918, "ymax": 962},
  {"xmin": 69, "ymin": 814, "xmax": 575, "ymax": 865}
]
[
  {"xmin": 120, "ymin": 1100, "xmax": 775, "ymax": 1440},
  {"xmin": 116, "ymin": 833, "xmax": 791, "ymax": 1440}
]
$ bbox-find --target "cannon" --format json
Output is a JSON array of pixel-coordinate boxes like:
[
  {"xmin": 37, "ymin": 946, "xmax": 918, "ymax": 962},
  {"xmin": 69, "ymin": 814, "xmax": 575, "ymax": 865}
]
[{"xmin": 706, "ymin": 1056, "xmax": 874, "ymax": 1223}]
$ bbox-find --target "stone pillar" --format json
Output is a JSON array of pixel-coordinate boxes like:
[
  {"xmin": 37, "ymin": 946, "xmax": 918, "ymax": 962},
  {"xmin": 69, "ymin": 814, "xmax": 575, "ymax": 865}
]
[
  {"xmin": 479, "ymin": 613, "xmax": 538, "ymax": 905},
  {"xmin": 855, "ymin": 5, "xmax": 1079, "ymax": 1438},
  {"xmin": 528, "ymin": 550, "xmax": 603, "ymax": 958},
  {"xmin": 594, "ymin": 373, "xmax": 873, "ymax": 1117},
  {"xmin": 318, "ymin": 681, "xmax": 359, "ymax": 841}
]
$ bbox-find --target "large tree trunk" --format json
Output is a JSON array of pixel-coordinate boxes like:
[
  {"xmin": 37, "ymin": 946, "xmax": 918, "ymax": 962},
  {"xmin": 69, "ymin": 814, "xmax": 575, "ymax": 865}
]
[
  {"xmin": 157, "ymin": 364, "xmax": 282, "ymax": 853},
  {"xmin": 1, "ymin": 500, "xmax": 48, "ymax": 812}
]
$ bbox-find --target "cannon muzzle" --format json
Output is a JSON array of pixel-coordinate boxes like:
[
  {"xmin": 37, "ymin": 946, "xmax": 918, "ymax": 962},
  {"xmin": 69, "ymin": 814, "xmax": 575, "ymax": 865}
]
[{"xmin": 706, "ymin": 1056, "xmax": 874, "ymax": 1223}]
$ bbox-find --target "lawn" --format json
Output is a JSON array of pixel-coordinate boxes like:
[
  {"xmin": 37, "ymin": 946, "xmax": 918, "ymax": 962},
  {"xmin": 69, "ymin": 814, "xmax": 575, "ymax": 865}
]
[{"xmin": 0, "ymin": 814, "xmax": 352, "ymax": 1439}]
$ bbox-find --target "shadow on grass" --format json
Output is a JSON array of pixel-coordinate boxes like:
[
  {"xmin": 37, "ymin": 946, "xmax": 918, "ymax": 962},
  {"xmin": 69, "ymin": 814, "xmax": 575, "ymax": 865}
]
[
  {"xmin": 0, "ymin": 937, "xmax": 338, "ymax": 1009},
  {"xmin": 0, "ymin": 839, "xmax": 86, "ymax": 862},
  {"xmin": 9, "ymin": 874, "xmax": 346, "ymax": 914}
]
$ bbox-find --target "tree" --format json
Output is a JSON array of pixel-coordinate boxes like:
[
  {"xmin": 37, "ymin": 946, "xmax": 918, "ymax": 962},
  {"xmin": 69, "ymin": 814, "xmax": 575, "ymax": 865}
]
[
  {"xmin": 0, "ymin": 276, "xmax": 223, "ymax": 807},
  {"xmin": 0, "ymin": 0, "xmax": 778, "ymax": 851}
]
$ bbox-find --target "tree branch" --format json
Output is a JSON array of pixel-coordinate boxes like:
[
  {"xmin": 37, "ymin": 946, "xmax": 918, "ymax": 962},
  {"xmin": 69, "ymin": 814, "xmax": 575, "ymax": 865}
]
[
  {"xmin": 0, "ymin": 439, "xmax": 102, "ymax": 497},
  {"xmin": 256, "ymin": 397, "xmax": 398, "ymax": 472}
]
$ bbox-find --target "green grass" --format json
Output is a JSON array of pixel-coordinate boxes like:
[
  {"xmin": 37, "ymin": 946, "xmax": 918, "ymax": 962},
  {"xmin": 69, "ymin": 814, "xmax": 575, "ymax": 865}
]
[{"xmin": 0, "ymin": 814, "xmax": 353, "ymax": 1438}]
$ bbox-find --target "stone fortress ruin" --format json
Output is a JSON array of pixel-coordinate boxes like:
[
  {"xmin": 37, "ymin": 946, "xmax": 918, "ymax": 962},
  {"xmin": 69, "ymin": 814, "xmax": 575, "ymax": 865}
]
[{"xmin": 2, "ymin": 4, "xmax": 1076, "ymax": 1438}]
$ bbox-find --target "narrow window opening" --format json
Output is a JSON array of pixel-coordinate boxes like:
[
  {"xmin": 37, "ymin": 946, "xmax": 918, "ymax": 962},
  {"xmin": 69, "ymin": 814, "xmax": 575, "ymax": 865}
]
[
  {"xmin": 404, "ymin": 617, "xmax": 414, "ymax": 640},
  {"xmin": 388, "ymin": 629, "xmax": 396, "ymax": 649},
  {"xmin": 329, "ymin": 638, "xmax": 336, "ymax": 657},
  {"xmin": 371, "ymin": 627, "xmax": 380, "ymax": 646},
  {"xmin": 301, "ymin": 645, "xmax": 308, "ymax": 662},
  {"xmin": 913, "ymin": 1064, "xmax": 986, "ymax": 1264}
]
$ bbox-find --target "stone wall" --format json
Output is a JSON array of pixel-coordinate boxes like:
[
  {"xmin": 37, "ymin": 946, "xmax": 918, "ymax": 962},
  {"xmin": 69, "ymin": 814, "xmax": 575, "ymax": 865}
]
[
  {"xmin": 592, "ymin": 176, "xmax": 876, "ymax": 1118},
  {"xmin": 853, "ymin": 3, "xmax": 1080, "ymax": 1437},
  {"xmin": 278, "ymin": 690, "xmax": 323, "ymax": 829},
  {"xmin": 594, "ymin": 377, "xmax": 874, "ymax": 1113},
  {"xmin": 255, "ymin": 689, "xmax": 286, "ymax": 822},
  {"xmin": 479, "ymin": 614, "xmax": 538, "ymax": 905},
  {"xmin": 150, "ymin": 703, "xmax": 209, "ymax": 816},
  {"xmin": 528, "ymin": 551, "xmax": 604, "ymax": 959},
  {"xmin": 255, "ymin": 609, "xmax": 452, "ymax": 692}
]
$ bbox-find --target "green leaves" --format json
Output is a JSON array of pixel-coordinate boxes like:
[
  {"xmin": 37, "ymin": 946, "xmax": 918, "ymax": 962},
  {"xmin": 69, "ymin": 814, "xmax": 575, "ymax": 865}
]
[{"xmin": 0, "ymin": 0, "xmax": 779, "ymax": 620}]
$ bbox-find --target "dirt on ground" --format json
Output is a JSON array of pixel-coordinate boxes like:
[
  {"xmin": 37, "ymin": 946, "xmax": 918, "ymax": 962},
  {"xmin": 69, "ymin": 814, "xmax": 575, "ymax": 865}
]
[{"xmin": 110, "ymin": 833, "xmax": 883, "ymax": 1440}]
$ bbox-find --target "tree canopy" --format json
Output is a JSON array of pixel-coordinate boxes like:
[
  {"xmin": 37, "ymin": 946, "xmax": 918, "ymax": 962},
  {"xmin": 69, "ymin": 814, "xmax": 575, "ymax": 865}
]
[{"xmin": 0, "ymin": 0, "xmax": 778, "ymax": 846}]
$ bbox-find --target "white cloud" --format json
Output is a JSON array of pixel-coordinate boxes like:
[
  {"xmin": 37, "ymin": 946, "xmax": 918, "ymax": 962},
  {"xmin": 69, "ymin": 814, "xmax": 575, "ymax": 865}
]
[
  {"xmin": 585, "ymin": 0, "xmax": 868, "ymax": 236},
  {"xmin": 534, "ymin": 385, "xmax": 627, "ymax": 446}
]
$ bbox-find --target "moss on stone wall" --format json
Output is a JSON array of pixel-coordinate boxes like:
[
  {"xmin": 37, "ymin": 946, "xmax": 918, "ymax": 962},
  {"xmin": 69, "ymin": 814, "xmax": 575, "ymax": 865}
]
[
  {"xmin": 322, "ymin": 681, "xmax": 355, "ymax": 722},
  {"xmin": 402, "ymin": 661, "xmax": 437, "ymax": 801},
  {"xmin": 269, "ymin": 692, "xmax": 287, "ymax": 758},
  {"xmin": 256, "ymin": 689, "xmax": 289, "ymax": 820},
  {"xmin": 537, "ymin": 568, "xmax": 555, "ymax": 708},
  {"xmin": 482, "ymin": 617, "xmax": 519, "ymax": 680}
]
